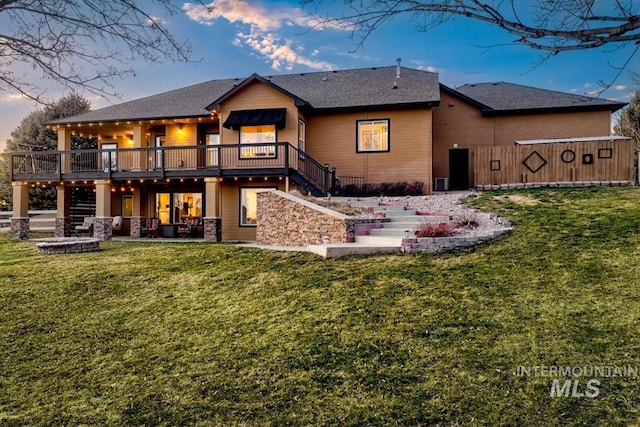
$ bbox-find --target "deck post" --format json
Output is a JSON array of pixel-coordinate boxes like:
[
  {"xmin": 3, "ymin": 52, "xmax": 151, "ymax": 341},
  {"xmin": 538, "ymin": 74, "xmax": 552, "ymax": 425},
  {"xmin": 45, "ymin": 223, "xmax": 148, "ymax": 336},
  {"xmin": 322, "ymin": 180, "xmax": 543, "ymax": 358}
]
[
  {"xmin": 130, "ymin": 187, "xmax": 143, "ymax": 239},
  {"xmin": 94, "ymin": 180, "xmax": 113, "ymax": 240},
  {"xmin": 11, "ymin": 182, "xmax": 29, "ymax": 240},
  {"xmin": 55, "ymin": 183, "xmax": 71, "ymax": 237}
]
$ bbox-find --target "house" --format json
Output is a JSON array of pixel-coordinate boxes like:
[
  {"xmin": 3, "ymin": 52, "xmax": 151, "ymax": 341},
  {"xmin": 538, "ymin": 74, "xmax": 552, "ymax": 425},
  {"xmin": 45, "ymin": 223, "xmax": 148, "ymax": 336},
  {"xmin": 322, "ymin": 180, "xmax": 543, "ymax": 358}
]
[{"xmin": 9, "ymin": 65, "xmax": 626, "ymax": 241}]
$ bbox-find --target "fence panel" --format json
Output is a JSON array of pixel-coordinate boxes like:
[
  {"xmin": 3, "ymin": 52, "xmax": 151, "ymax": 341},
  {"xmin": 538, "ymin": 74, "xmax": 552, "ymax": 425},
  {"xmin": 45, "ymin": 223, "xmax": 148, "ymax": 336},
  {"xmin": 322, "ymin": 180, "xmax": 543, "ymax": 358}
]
[{"xmin": 474, "ymin": 139, "xmax": 635, "ymax": 186}]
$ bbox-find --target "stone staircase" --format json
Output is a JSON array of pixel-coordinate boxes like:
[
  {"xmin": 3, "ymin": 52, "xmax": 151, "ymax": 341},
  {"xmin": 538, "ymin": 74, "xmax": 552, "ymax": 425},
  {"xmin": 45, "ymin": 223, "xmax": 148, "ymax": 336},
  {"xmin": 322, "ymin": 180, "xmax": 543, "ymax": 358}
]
[{"xmin": 330, "ymin": 197, "xmax": 451, "ymax": 247}]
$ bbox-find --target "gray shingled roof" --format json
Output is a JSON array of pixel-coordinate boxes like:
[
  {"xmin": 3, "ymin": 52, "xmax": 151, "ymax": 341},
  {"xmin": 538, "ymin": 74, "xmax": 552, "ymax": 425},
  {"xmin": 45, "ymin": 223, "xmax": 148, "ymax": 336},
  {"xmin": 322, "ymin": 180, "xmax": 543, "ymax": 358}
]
[
  {"xmin": 49, "ymin": 66, "xmax": 440, "ymax": 124},
  {"xmin": 451, "ymin": 82, "xmax": 625, "ymax": 114}
]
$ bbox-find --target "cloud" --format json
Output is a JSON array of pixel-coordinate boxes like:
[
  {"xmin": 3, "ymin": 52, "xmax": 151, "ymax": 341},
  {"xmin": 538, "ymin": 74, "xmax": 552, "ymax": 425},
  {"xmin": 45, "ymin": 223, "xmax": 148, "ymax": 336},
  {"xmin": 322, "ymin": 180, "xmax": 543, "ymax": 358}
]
[
  {"xmin": 237, "ymin": 30, "xmax": 334, "ymax": 71},
  {"xmin": 183, "ymin": 0, "xmax": 337, "ymax": 71},
  {"xmin": 615, "ymin": 85, "xmax": 627, "ymax": 91}
]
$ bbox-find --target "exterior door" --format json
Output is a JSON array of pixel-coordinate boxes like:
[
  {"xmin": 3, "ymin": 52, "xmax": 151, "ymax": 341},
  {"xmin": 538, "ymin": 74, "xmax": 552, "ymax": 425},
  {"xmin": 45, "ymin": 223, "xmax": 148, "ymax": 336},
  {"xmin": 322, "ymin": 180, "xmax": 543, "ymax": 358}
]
[
  {"xmin": 155, "ymin": 135, "xmax": 165, "ymax": 169},
  {"xmin": 449, "ymin": 148, "xmax": 469, "ymax": 190}
]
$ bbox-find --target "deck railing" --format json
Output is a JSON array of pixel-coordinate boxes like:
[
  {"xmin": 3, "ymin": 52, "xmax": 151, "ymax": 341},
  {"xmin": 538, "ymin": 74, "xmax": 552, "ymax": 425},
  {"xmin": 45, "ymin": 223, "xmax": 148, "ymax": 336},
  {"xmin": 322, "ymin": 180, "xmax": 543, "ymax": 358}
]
[{"xmin": 11, "ymin": 142, "xmax": 333, "ymax": 194}]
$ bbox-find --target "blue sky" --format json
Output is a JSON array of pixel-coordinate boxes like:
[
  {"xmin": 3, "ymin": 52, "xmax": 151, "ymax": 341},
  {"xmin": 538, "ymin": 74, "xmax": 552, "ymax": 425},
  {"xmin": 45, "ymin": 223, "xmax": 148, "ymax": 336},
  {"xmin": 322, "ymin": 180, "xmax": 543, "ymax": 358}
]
[{"xmin": 1, "ymin": 0, "xmax": 637, "ymax": 149}]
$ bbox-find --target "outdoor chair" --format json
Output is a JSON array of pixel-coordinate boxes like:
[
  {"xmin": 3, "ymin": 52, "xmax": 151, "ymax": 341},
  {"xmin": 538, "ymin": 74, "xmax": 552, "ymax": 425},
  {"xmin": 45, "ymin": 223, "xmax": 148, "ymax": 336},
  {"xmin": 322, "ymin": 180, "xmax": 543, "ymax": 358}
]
[
  {"xmin": 112, "ymin": 216, "xmax": 123, "ymax": 231},
  {"xmin": 74, "ymin": 217, "xmax": 94, "ymax": 237},
  {"xmin": 177, "ymin": 217, "xmax": 201, "ymax": 238},
  {"xmin": 141, "ymin": 217, "xmax": 160, "ymax": 238}
]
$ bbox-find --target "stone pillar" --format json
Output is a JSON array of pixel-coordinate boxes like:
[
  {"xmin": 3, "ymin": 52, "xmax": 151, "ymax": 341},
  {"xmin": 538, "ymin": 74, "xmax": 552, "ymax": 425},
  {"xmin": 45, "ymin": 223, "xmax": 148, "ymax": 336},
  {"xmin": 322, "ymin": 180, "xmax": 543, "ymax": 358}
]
[
  {"xmin": 130, "ymin": 216, "xmax": 142, "ymax": 239},
  {"xmin": 11, "ymin": 182, "xmax": 29, "ymax": 240},
  {"xmin": 204, "ymin": 217, "xmax": 222, "ymax": 242},
  {"xmin": 55, "ymin": 183, "xmax": 72, "ymax": 237},
  {"xmin": 93, "ymin": 217, "xmax": 113, "ymax": 241},
  {"xmin": 55, "ymin": 217, "xmax": 72, "ymax": 237}
]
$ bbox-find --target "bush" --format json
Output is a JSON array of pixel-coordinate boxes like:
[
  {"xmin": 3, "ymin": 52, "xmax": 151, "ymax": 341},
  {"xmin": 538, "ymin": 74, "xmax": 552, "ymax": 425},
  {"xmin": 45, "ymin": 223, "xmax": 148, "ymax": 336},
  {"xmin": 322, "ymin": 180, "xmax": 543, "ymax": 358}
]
[
  {"xmin": 454, "ymin": 210, "xmax": 480, "ymax": 229},
  {"xmin": 414, "ymin": 222, "xmax": 455, "ymax": 238},
  {"xmin": 338, "ymin": 181, "xmax": 424, "ymax": 197}
]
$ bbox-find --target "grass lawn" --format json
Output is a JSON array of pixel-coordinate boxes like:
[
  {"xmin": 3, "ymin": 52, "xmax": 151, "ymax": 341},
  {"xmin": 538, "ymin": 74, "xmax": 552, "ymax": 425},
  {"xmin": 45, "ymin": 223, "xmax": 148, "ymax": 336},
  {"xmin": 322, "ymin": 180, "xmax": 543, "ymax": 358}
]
[{"xmin": 1, "ymin": 187, "xmax": 639, "ymax": 426}]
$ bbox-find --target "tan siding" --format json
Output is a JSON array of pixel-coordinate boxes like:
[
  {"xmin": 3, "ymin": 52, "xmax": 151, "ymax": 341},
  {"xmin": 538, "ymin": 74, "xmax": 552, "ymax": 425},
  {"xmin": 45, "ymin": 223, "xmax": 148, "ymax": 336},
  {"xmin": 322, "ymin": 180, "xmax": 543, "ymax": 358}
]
[
  {"xmin": 220, "ymin": 181, "xmax": 286, "ymax": 241},
  {"xmin": 433, "ymin": 90, "xmax": 615, "ymax": 187},
  {"xmin": 494, "ymin": 112, "xmax": 611, "ymax": 145},
  {"xmin": 219, "ymin": 82, "xmax": 299, "ymax": 146},
  {"xmin": 432, "ymin": 91, "xmax": 495, "ymax": 185},
  {"xmin": 306, "ymin": 109, "xmax": 433, "ymax": 193}
]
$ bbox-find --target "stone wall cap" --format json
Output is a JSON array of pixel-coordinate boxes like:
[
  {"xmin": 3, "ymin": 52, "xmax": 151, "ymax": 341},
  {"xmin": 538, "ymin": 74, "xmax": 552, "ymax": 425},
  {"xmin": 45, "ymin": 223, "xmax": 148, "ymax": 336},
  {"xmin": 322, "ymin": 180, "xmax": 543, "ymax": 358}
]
[{"xmin": 261, "ymin": 190, "xmax": 351, "ymax": 220}]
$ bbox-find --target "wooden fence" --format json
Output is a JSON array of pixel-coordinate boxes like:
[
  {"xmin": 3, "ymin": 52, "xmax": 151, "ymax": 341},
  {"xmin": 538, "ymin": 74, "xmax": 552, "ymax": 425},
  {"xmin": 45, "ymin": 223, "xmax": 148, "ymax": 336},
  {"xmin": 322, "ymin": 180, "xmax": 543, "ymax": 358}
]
[{"xmin": 473, "ymin": 139, "xmax": 635, "ymax": 187}]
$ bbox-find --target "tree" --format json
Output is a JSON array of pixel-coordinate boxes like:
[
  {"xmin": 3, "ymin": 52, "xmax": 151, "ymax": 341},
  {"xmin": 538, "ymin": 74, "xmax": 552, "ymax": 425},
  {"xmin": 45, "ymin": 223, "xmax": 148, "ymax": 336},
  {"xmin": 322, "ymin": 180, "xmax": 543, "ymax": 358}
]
[
  {"xmin": 0, "ymin": 94, "xmax": 95, "ymax": 209},
  {"xmin": 615, "ymin": 84, "xmax": 640, "ymax": 150},
  {"xmin": 304, "ymin": 0, "xmax": 639, "ymax": 84},
  {"xmin": 0, "ymin": 0, "xmax": 191, "ymax": 103}
]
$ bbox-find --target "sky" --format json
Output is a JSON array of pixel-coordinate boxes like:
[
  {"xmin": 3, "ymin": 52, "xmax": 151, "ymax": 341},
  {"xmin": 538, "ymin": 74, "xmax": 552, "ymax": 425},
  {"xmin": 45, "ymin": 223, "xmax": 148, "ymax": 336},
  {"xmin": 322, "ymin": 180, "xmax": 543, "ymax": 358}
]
[{"xmin": 1, "ymin": 0, "xmax": 638, "ymax": 150}]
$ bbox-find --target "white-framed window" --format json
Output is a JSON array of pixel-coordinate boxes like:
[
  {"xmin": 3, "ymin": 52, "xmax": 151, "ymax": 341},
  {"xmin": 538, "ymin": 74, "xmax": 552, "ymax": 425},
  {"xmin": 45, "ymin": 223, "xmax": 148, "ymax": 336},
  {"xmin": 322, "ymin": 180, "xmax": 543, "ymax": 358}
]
[
  {"xmin": 240, "ymin": 125, "xmax": 276, "ymax": 158},
  {"xmin": 356, "ymin": 119, "xmax": 390, "ymax": 153},
  {"xmin": 240, "ymin": 187, "xmax": 276, "ymax": 226}
]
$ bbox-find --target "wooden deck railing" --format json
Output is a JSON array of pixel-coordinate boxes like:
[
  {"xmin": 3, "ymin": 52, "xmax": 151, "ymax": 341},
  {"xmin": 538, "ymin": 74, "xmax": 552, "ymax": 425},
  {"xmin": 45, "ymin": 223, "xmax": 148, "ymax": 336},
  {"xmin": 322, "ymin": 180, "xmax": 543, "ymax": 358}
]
[{"xmin": 11, "ymin": 142, "xmax": 334, "ymax": 195}]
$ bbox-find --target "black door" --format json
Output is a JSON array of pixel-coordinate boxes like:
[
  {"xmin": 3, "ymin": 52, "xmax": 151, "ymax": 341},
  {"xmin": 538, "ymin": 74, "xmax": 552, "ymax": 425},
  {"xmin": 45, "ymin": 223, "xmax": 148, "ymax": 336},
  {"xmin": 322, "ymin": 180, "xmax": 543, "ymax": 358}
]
[{"xmin": 449, "ymin": 149, "xmax": 469, "ymax": 190}]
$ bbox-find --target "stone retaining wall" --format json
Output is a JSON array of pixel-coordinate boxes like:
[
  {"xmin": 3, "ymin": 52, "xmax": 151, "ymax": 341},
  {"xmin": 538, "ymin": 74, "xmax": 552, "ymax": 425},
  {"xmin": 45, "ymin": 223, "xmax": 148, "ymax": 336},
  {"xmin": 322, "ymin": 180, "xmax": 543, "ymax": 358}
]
[
  {"xmin": 401, "ymin": 228, "xmax": 512, "ymax": 254},
  {"xmin": 257, "ymin": 190, "xmax": 387, "ymax": 246},
  {"xmin": 36, "ymin": 238, "xmax": 101, "ymax": 254},
  {"xmin": 475, "ymin": 181, "xmax": 634, "ymax": 191}
]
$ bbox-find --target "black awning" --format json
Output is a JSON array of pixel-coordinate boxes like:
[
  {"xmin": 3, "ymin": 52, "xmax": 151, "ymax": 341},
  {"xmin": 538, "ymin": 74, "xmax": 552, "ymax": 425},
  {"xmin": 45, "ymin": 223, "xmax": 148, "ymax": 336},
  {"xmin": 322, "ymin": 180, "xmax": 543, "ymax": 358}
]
[{"xmin": 222, "ymin": 108, "xmax": 287, "ymax": 130}]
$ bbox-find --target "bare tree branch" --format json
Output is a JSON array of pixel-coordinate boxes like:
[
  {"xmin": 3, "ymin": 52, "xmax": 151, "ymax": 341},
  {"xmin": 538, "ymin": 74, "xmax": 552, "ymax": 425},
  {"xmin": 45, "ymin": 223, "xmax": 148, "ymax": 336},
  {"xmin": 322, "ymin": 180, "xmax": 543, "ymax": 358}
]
[
  {"xmin": 303, "ymin": 0, "xmax": 640, "ymax": 53},
  {"xmin": 0, "ymin": 0, "xmax": 192, "ymax": 104}
]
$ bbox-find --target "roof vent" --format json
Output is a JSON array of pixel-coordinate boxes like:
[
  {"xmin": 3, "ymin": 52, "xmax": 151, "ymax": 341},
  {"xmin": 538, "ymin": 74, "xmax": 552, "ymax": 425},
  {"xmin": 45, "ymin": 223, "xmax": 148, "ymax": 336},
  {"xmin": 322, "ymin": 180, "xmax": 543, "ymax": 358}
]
[{"xmin": 396, "ymin": 57, "xmax": 401, "ymax": 79}]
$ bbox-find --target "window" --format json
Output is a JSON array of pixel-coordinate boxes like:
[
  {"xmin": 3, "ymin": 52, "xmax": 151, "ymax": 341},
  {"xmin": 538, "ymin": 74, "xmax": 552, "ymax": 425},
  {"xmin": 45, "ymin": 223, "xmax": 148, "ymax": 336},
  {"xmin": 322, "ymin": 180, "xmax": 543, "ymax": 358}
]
[
  {"xmin": 356, "ymin": 119, "xmax": 389, "ymax": 152},
  {"xmin": 122, "ymin": 195, "xmax": 133, "ymax": 217},
  {"xmin": 240, "ymin": 187, "xmax": 276, "ymax": 226},
  {"xmin": 240, "ymin": 125, "xmax": 276, "ymax": 158},
  {"xmin": 155, "ymin": 192, "xmax": 202, "ymax": 224}
]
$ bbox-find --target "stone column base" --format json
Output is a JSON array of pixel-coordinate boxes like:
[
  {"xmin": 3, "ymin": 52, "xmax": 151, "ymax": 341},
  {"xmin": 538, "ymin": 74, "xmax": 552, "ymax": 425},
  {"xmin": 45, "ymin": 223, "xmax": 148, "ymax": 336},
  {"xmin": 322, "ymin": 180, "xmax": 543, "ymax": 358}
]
[
  {"xmin": 55, "ymin": 217, "xmax": 72, "ymax": 237},
  {"xmin": 204, "ymin": 217, "xmax": 222, "ymax": 242},
  {"xmin": 93, "ymin": 217, "xmax": 113, "ymax": 241},
  {"xmin": 130, "ymin": 216, "xmax": 143, "ymax": 239},
  {"xmin": 11, "ymin": 217, "xmax": 29, "ymax": 240}
]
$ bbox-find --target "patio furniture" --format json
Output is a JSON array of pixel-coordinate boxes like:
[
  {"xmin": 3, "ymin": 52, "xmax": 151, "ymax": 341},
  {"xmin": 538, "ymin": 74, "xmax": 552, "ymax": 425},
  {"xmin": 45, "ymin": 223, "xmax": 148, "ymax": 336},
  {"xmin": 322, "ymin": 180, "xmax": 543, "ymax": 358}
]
[
  {"xmin": 74, "ymin": 217, "xmax": 94, "ymax": 236},
  {"xmin": 177, "ymin": 217, "xmax": 201, "ymax": 238},
  {"xmin": 141, "ymin": 217, "xmax": 160, "ymax": 238},
  {"xmin": 112, "ymin": 216, "xmax": 123, "ymax": 231}
]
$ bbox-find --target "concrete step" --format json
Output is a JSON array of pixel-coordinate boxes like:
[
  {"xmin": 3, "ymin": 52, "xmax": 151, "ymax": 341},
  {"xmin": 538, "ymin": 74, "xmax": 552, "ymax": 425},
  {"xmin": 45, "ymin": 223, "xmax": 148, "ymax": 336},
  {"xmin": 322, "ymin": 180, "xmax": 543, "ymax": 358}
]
[
  {"xmin": 387, "ymin": 215, "xmax": 449, "ymax": 223},
  {"xmin": 307, "ymin": 243, "xmax": 401, "ymax": 258},
  {"xmin": 382, "ymin": 222, "xmax": 431, "ymax": 229},
  {"xmin": 355, "ymin": 235, "xmax": 404, "ymax": 246},
  {"xmin": 368, "ymin": 228, "xmax": 416, "ymax": 237}
]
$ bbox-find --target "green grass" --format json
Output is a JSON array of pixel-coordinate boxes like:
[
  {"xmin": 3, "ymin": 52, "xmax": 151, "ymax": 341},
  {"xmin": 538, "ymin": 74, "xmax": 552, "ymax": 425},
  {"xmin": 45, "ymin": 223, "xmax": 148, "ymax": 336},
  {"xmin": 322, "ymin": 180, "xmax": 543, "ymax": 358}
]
[{"xmin": 1, "ymin": 187, "xmax": 639, "ymax": 426}]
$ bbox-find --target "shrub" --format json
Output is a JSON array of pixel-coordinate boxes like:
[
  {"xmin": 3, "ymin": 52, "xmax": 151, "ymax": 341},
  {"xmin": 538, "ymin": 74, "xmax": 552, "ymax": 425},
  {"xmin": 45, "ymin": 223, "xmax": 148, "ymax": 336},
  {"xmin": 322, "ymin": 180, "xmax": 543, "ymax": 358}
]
[
  {"xmin": 454, "ymin": 210, "xmax": 480, "ymax": 229},
  {"xmin": 414, "ymin": 222, "xmax": 455, "ymax": 238},
  {"xmin": 338, "ymin": 181, "xmax": 424, "ymax": 197}
]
